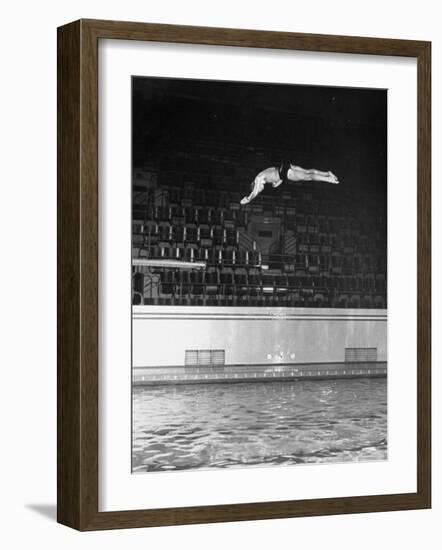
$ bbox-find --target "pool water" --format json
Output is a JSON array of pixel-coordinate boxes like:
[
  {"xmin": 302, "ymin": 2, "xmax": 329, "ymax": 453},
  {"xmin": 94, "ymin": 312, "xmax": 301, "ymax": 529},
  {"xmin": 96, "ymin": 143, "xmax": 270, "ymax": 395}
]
[{"xmin": 132, "ymin": 377, "xmax": 387, "ymax": 472}]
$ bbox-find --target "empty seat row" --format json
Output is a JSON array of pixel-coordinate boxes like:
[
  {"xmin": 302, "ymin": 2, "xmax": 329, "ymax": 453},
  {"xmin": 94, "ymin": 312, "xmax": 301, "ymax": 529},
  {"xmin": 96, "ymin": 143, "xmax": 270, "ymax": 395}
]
[
  {"xmin": 134, "ymin": 293, "xmax": 386, "ymax": 308},
  {"xmin": 135, "ymin": 225, "xmax": 383, "ymax": 259},
  {"xmin": 153, "ymin": 187, "xmax": 244, "ymax": 209},
  {"xmin": 136, "ymin": 225, "xmax": 240, "ymax": 246},
  {"xmin": 137, "ymin": 246, "xmax": 261, "ymax": 265},
  {"xmin": 134, "ymin": 270, "xmax": 386, "ymax": 295},
  {"xmin": 156, "ymin": 273, "xmax": 385, "ymax": 292},
  {"xmin": 264, "ymin": 253, "xmax": 385, "ymax": 274},
  {"xmin": 291, "ymin": 231, "xmax": 383, "ymax": 251},
  {"xmin": 139, "ymin": 204, "xmax": 248, "ymax": 226},
  {"xmin": 136, "ymin": 201, "xmax": 383, "ymax": 233},
  {"xmin": 134, "ymin": 183, "xmax": 384, "ymax": 226},
  {"xmin": 134, "ymin": 245, "xmax": 386, "ymax": 274}
]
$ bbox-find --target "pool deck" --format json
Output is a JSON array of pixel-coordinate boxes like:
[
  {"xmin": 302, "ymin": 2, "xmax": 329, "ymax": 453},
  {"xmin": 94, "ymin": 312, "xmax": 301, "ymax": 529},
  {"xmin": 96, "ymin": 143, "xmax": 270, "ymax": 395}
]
[{"xmin": 133, "ymin": 361, "xmax": 387, "ymax": 386}]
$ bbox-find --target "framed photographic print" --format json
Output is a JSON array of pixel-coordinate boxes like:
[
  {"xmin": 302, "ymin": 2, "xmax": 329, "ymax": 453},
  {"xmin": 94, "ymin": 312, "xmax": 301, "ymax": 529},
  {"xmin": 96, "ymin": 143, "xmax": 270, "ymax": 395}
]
[{"xmin": 57, "ymin": 19, "xmax": 431, "ymax": 530}]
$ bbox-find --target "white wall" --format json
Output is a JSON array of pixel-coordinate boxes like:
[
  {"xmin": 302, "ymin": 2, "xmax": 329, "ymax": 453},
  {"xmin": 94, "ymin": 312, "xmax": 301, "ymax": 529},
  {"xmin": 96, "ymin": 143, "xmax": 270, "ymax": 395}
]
[
  {"xmin": 1, "ymin": 1, "xmax": 440, "ymax": 548},
  {"xmin": 133, "ymin": 307, "xmax": 387, "ymax": 366}
]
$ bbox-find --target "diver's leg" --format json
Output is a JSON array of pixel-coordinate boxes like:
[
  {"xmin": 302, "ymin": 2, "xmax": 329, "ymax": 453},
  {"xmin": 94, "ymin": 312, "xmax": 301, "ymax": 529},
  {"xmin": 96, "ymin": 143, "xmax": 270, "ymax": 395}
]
[{"xmin": 288, "ymin": 165, "xmax": 339, "ymax": 184}]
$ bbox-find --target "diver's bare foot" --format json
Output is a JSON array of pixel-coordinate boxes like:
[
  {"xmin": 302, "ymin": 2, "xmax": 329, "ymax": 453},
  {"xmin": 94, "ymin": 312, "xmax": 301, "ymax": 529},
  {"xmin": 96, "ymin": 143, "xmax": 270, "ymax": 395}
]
[
  {"xmin": 328, "ymin": 171, "xmax": 339, "ymax": 184},
  {"xmin": 240, "ymin": 197, "xmax": 250, "ymax": 205}
]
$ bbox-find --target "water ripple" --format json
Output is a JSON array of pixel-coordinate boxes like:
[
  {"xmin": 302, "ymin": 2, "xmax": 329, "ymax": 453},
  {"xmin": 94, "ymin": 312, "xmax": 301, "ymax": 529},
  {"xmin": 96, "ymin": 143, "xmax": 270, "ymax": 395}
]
[{"xmin": 132, "ymin": 378, "xmax": 387, "ymax": 472}]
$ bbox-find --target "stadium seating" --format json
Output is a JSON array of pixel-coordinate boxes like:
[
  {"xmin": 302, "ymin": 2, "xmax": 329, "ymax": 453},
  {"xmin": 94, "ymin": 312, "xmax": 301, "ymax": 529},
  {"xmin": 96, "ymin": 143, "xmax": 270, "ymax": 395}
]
[{"xmin": 132, "ymin": 140, "xmax": 387, "ymax": 308}]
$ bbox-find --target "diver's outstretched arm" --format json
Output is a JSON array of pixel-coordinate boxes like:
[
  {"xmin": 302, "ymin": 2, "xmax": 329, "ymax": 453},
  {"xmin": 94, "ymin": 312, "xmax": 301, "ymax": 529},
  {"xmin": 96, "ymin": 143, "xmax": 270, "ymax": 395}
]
[{"xmin": 240, "ymin": 178, "xmax": 264, "ymax": 205}]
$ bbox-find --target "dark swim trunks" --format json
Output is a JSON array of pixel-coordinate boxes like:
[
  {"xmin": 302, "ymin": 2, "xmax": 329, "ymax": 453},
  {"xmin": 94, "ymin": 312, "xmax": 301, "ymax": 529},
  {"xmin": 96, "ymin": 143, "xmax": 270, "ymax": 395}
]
[{"xmin": 278, "ymin": 161, "xmax": 292, "ymax": 183}]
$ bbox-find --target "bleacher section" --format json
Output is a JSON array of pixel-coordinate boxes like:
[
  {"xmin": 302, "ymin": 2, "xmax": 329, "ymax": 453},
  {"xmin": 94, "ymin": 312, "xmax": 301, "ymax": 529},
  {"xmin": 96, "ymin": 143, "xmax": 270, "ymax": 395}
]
[{"xmin": 132, "ymin": 141, "xmax": 387, "ymax": 309}]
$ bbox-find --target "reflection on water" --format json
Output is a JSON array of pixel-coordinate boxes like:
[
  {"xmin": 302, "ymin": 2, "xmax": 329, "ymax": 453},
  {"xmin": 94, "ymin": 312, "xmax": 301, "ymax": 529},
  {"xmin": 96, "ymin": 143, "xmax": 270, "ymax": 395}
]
[{"xmin": 132, "ymin": 378, "xmax": 387, "ymax": 472}]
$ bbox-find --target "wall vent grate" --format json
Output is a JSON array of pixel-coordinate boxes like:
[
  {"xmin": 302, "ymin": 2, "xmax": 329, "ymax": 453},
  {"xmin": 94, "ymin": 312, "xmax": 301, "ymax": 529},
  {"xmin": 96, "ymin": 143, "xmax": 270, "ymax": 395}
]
[
  {"xmin": 345, "ymin": 347, "xmax": 377, "ymax": 362},
  {"xmin": 185, "ymin": 349, "xmax": 225, "ymax": 366}
]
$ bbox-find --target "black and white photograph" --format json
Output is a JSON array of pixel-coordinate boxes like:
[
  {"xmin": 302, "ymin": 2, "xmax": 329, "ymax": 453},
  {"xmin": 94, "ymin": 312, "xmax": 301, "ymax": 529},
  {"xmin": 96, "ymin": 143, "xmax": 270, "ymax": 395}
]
[
  {"xmin": 131, "ymin": 76, "xmax": 388, "ymax": 473},
  {"xmin": 1, "ymin": 0, "xmax": 435, "ymax": 539}
]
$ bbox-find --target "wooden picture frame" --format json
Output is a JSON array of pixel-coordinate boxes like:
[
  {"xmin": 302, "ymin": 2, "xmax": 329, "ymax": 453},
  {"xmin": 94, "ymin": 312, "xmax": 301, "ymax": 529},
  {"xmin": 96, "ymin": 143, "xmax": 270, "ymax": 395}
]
[{"xmin": 57, "ymin": 18, "xmax": 431, "ymax": 530}]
